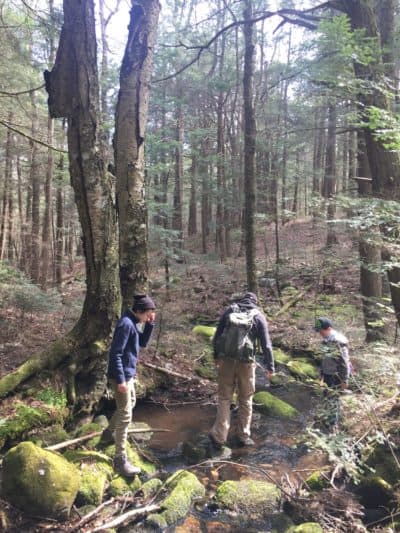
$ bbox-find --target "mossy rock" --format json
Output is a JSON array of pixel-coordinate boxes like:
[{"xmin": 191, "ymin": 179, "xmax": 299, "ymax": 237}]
[
  {"xmin": 182, "ymin": 434, "xmax": 231, "ymax": 464},
  {"xmin": 74, "ymin": 421, "xmax": 103, "ymax": 438},
  {"xmin": 365, "ymin": 444, "xmax": 400, "ymax": 485},
  {"xmin": 305, "ymin": 471, "xmax": 329, "ymax": 492},
  {"xmin": 288, "ymin": 523, "xmax": 323, "ymax": 533},
  {"xmin": 29, "ymin": 424, "xmax": 69, "ymax": 447},
  {"xmin": 253, "ymin": 391, "xmax": 298, "ymax": 419},
  {"xmin": 140, "ymin": 478, "xmax": 163, "ymax": 499},
  {"xmin": 192, "ymin": 325, "xmax": 216, "ymax": 340},
  {"xmin": 146, "ymin": 470, "xmax": 205, "ymax": 528},
  {"xmin": 2, "ymin": 441, "xmax": 80, "ymax": 520},
  {"xmin": 0, "ymin": 402, "xmax": 66, "ymax": 448},
  {"xmin": 356, "ymin": 475, "xmax": 394, "ymax": 508},
  {"xmin": 273, "ymin": 348, "xmax": 291, "ymax": 364},
  {"xmin": 286, "ymin": 359, "xmax": 319, "ymax": 380},
  {"xmin": 109, "ymin": 475, "xmax": 141, "ymax": 496},
  {"xmin": 64, "ymin": 449, "xmax": 113, "ymax": 506},
  {"xmin": 269, "ymin": 372, "xmax": 295, "ymax": 387},
  {"xmin": 271, "ymin": 512, "xmax": 294, "ymax": 532},
  {"xmin": 215, "ymin": 479, "xmax": 281, "ymax": 518}
]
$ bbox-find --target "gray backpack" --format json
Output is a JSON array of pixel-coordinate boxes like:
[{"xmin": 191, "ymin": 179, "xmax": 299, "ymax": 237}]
[{"xmin": 215, "ymin": 304, "xmax": 259, "ymax": 361}]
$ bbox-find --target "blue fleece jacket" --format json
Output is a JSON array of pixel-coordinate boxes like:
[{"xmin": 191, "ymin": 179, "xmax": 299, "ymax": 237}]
[{"xmin": 107, "ymin": 310, "xmax": 154, "ymax": 384}]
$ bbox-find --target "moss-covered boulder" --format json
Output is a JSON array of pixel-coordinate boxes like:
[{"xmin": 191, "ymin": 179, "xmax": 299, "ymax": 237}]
[
  {"xmin": 273, "ymin": 348, "xmax": 291, "ymax": 364},
  {"xmin": 215, "ymin": 479, "xmax": 281, "ymax": 518},
  {"xmin": 2, "ymin": 441, "xmax": 80, "ymax": 519},
  {"xmin": 286, "ymin": 359, "xmax": 319, "ymax": 380},
  {"xmin": 182, "ymin": 434, "xmax": 232, "ymax": 464},
  {"xmin": 0, "ymin": 402, "xmax": 66, "ymax": 450},
  {"xmin": 269, "ymin": 372, "xmax": 295, "ymax": 387},
  {"xmin": 192, "ymin": 325, "xmax": 216, "ymax": 340},
  {"xmin": 356, "ymin": 475, "xmax": 395, "ymax": 508},
  {"xmin": 253, "ymin": 391, "xmax": 298, "ymax": 419},
  {"xmin": 63, "ymin": 450, "xmax": 113, "ymax": 506},
  {"xmin": 288, "ymin": 523, "xmax": 323, "ymax": 533},
  {"xmin": 140, "ymin": 478, "xmax": 163, "ymax": 499},
  {"xmin": 109, "ymin": 474, "xmax": 142, "ymax": 496},
  {"xmin": 146, "ymin": 470, "xmax": 205, "ymax": 529},
  {"xmin": 305, "ymin": 470, "xmax": 330, "ymax": 492},
  {"xmin": 29, "ymin": 424, "xmax": 69, "ymax": 447},
  {"xmin": 365, "ymin": 444, "xmax": 400, "ymax": 486}
]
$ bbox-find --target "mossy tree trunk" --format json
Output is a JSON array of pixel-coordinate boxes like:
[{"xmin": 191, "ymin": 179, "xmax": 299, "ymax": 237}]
[
  {"xmin": 0, "ymin": 0, "xmax": 122, "ymax": 409},
  {"xmin": 114, "ymin": 0, "xmax": 160, "ymax": 310}
]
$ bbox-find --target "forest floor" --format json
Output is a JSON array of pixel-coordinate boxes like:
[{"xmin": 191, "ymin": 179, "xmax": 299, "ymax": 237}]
[
  {"xmin": 0, "ymin": 215, "xmax": 371, "ymax": 385},
  {"xmin": 1, "ymin": 216, "xmax": 400, "ymax": 532}
]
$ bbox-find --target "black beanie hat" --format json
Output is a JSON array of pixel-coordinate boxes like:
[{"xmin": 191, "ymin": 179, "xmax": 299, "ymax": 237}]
[
  {"xmin": 132, "ymin": 294, "xmax": 156, "ymax": 311},
  {"xmin": 243, "ymin": 292, "xmax": 258, "ymax": 304}
]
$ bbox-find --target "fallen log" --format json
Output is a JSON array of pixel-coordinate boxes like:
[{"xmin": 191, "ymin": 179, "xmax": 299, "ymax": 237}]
[{"xmin": 142, "ymin": 361, "xmax": 210, "ymax": 384}]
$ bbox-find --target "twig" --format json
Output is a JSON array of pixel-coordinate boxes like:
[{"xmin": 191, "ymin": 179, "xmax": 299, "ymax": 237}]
[
  {"xmin": 0, "ymin": 119, "xmax": 67, "ymax": 153},
  {"xmin": 68, "ymin": 497, "xmax": 117, "ymax": 532},
  {"xmin": 142, "ymin": 361, "xmax": 210, "ymax": 385},
  {"xmin": 45, "ymin": 427, "xmax": 171, "ymax": 452},
  {"xmin": 88, "ymin": 503, "xmax": 160, "ymax": 532}
]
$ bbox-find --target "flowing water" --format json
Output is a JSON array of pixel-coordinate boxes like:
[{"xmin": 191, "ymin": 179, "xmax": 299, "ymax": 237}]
[{"xmin": 132, "ymin": 377, "xmax": 326, "ymax": 531}]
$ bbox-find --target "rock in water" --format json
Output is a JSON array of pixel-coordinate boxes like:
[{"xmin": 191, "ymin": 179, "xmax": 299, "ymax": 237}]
[{"xmin": 2, "ymin": 441, "xmax": 80, "ymax": 520}]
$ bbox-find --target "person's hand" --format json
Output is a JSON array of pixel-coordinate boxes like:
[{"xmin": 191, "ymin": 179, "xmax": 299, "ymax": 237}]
[
  {"xmin": 266, "ymin": 371, "xmax": 273, "ymax": 379},
  {"xmin": 340, "ymin": 382, "xmax": 348, "ymax": 391},
  {"xmin": 215, "ymin": 359, "xmax": 222, "ymax": 369},
  {"xmin": 147, "ymin": 311, "xmax": 156, "ymax": 323},
  {"xmin": 117, "ymin": 382, "xmax": 128, "ymax": 393}
]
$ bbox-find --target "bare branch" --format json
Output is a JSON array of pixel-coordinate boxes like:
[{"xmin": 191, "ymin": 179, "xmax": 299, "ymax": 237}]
[
  {"xmin": 0, "ymin": 84, "xmax": 45, "ymax": 97},
  {"xmin": 0, "ymin": 119, "xmax": 67, "ymax": 153}
]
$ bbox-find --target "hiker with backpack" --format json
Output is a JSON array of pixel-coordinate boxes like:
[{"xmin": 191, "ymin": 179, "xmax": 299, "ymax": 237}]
[
  {"xmin": 314, "ymin": 317, "xmax": 351, "ymax": 390},
  {"xmin": 209, "ymin": 292, "xmax": 274, "ymax": 448}
]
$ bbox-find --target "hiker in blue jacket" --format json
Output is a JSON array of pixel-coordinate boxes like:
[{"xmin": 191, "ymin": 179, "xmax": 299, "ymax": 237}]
[
  {"xmin": 100, "ymin": 294, "xmax": 156, "ymax": 476},
  {"xmin": 209, "ymin": 292, "xmax": 274, "ymax": 449}
]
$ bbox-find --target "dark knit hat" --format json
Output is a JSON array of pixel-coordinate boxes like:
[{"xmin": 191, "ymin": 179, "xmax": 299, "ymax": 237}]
[
  {"xmin": 132, "ymin": 294, "xmax": 156, "ymax": 311},
  {"xmin": 314, "ymin": 317, "xmax": 332, "ymax": 331},
  {"xmin": 243, "ymin": 292, "xmax": 258, "ymax": 304}
]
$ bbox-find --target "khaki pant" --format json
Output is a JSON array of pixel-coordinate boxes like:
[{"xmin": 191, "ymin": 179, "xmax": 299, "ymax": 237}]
[
  {"xmin": 210, "ymin": 359, "xmax": 256, "ymax": 444},
  {"xmin": 108, "ymin": 379, "xmax": 136, "ymax": 457}
]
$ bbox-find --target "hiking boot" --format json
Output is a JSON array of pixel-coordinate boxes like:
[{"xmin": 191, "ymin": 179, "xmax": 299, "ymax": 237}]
[
  {"xmin": 238, "ymin": 436, "xmax": 255, "ymax": 447},
  {"xmin": 208, "ymin": 433, "xmax": 223, "ymax": 451},
  {"xmin": 114, "ymin": 455, "xmax": 141, "ymax": 477},
  {"xmin": 99, "ymin": 428, "xmax": 114, "ymax": 445}
]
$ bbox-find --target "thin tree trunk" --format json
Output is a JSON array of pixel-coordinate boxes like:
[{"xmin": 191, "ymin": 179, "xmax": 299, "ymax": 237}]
[
  {"xmin": 114, "ymin": 0, "xmax": 161, "ymax": 310},
  {"xmin": 172, "ymin": 82, "xmax": 184, "ymax": 250},
  {"xmin": 242, "ymin": 0, "xmax": 258, "ymax": 293},
  {"xmin": 30, "ymin": 92, "xmax": 41, "ymax": 283},
  {"xmin": 323, "ymin": 101, "xmax": 338, "ymax": 246},
  {"xmin": 0, "ymin": 112, "xmax": 13, "ymax": 260}
]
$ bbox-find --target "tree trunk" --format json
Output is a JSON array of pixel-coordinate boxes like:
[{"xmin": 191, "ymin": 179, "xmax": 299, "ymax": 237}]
[
  {"xmin": 323, "ymin": 101, "xmax": 338, "ymax": 247},
  {"xmin": 242, "ymin": 0, "xmax": 258, "ymax": 293},
  {"xmin": 40, "ymin": 115, "xmax": 54, "ymax": 289},
  {"xmin": 172, "ymin": 81, "xmax": 184, "ymax": 250},
  {"xmin": 30, "ymin": 93, "xmax": 41, "ymax": 283},
  {"xmin": 114, "ymin": 0, "xmax": 160, "ymax": 310},
  {"xmin": 0, "ymin": 112, "xmax": 13, "ymax": 261},
  {"xmin": 43, "ymin": 0, "xmax": 120, "ymax": 410},
  {"xmin": 188, "ymin": 150, "xmax": 197, "ymax": 236},
  {"xmin": 55, "ymin": 155, "xmax": 64, "ymax": 287}
]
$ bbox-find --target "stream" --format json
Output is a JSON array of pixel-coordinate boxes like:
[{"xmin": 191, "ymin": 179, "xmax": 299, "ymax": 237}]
[{"xmin": 132, "ymin": 373, "xmax": 326, "ymax": 532}]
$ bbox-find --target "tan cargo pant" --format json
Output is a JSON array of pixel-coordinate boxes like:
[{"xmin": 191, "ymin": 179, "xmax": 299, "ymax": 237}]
[
  {"xmin": 210, "ymin": 359, "xmax": 256, "ymax": 445},
  {"xmin": 108, "ymin": 379, "xmax": 136, "ymax": 457}
]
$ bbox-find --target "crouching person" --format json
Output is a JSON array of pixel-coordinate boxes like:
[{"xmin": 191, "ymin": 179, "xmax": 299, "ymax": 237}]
[
  {"xmin": 100, "ymin": 294, "xmax": 156, "ymax": 476},
  {"xmin": 209, "ymin": 292, "xmax": 274, "ymax": 449},
  {"xmin": 314, "ymin": 317, "xmax": 351, "ymax": 390}
]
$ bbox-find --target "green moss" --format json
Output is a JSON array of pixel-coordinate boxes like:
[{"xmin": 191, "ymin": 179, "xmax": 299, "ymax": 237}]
[
  {"xmin": 146, "ymin": 470, "xmax": 205, "ymax": 528},
  {"xmin": 0, "ymin": 402, "xmax": 66, "ymax": 447},
  {"xmin": 286, "ymin": 359, "xmax": 319, "ymax": 380},
  {"xmin": 195, "ymin": 349, "xmax": 217, "ymax": 380},
  {"xmin": 2, "ymin": 442, "xmax": 80, "ymax": 519},
  {"xmin": 269, "ymin": 372, "xmax": 295, "ymax": 387},
  {"xmin": 100, "ymin": 441, "xmax": 157, "ymax": 474},
  {"xmin": 305, "ymin": 471, "xmax": 329, "ymax": 492},
  {"xmin": 274, "ymin": 348, "xmax": 291, "ymax": 364},
  {"xmin": 192, "ymin": 325, "xmax": 216, "ymax": 340},
  {"xmin": 357, "ymin": 475, "xmax": 394, "ymax": 508},
  {"xmin": 109, "ymin": 475, "xmax": 141, "ymax": 496},
  {"xmin": 288, "ymin": 523, "xmax": 323, "ymax": 533},
  {"xmin": 30, "ymin": 425, "xmax": 69, "ymax": 447},
  {"xmin": 74, "ymin": 422, "xmax": 103, "ymax": 437},
  {"xmin": 253, "ymin": 391, "xmax": 298, "ymax": 418},
  {"xmin": 34, "ymin": 388, "xmax": 67, "ymax": 408},
  {"xmin": 140, "ymin": 478, "xmax": 163, "ymax": 499},
  {"xmin": 64, "ymin": 450, "xmax": 113, "ymax": 506},
  {"xmin": 365, "ymin": 444, "xmax": 400, "ymax": 485},
  {"xmin": 216, "ymin": 479, "xmax": 281, "ymax": 517}
]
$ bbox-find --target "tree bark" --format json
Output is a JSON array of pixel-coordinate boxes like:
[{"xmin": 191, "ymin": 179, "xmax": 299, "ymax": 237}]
[
  {"xmin": 242, "ymin": 0, "xmax": 258, "ymax": 293},
  {"xmin": 323, "ymin": 101, "xmax": 338, "ymax": 247},
  {"xmin": 30, "ymin": 93, "xmax": 41, "ymax": 283},
  {"xmin": 114, "ymin": 0, "xmax": 160, "ymax": 310}
]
